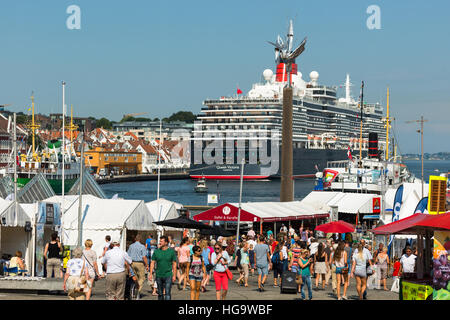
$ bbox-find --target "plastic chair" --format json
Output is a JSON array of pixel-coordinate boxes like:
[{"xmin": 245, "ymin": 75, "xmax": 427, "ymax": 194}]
[{"xmin": 3, "ymin": 266, "xmax": 28, "ymax": 276}]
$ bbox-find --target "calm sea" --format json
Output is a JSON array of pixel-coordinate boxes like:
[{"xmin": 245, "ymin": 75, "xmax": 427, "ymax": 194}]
[{"xmin": 101, "ymin": 160, "xmax": 449, "ymax": 205}]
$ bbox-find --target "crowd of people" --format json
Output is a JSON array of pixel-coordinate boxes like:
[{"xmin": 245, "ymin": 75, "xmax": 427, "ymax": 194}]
[{"xmin": 26, "ymin": 224, "xmax": 418, "ymax": 301}]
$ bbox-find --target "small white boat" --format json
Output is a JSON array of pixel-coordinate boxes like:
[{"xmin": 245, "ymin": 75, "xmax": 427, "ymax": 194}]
[{"xmin": 194, "ymin": 178, "xmax": 208, "ymax": 193}]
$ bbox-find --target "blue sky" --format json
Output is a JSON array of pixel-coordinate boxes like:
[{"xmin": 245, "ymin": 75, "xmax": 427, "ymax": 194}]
[{"xmin": 0, "ymin": 0, "xmax": 448, "ymax": 153}]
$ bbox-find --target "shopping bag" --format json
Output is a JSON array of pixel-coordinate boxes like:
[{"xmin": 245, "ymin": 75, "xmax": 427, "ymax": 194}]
[
  {"xmin": 225, "ymin": 268, "xmax": 233, "ymax": 281},
  {"xmin": 391, "ymin": 276, "xmax": 400, "ymax": 293}
]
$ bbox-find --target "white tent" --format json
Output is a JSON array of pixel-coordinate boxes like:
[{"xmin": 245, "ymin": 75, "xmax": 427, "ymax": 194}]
[
  {"xmin": 0, "ymin": 198, "xmax": 33, "ymax": 227},
  {"xmin": 298, "ymin": 191, "xmax": 341, "ymax": 213},
  {"xmin": 384, "ymin": 182, "xmax": 428, "ymax": 211},
  {"xmin": 299, "ymin": 191, "xmax": 380, "ymax": 215},
  {"xmin": 0, "ymin": 199, "xmax": 35, "ymax": 274},
  {"xmin": 145, "ymin": 198, "xmax": 184, "ymax": 240},
  {"xmin": 145, "ymin": 198, "xmax": 181, "ymax": 222},
  {"xmin": 327, "ymin": 193, "xmax": 376, "ymax": 214},
  {"xmin": 57, "ymin": 195, "xmax": 155, "ymax": 268}
]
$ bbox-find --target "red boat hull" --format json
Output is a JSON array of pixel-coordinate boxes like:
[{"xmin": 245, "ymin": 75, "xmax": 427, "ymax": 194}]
[{"xmin": 190, "ymin": 175, "xmax": 269, "ymax": 180}]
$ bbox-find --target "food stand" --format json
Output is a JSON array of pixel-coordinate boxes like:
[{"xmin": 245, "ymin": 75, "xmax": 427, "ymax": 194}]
[{"xmin": 372, "ymin": 211, "xmax": 450, "ymax": 300}]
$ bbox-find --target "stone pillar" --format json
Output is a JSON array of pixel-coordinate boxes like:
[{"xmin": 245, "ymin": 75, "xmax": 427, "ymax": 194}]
[{"xmin": 280, "ymin": 87, "xmax": 293, "ymax": 202}]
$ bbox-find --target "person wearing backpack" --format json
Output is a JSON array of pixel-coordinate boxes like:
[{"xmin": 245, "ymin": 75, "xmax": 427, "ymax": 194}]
[
  {"xmin": 186, "ymin": 245, "xmax": 206, "ymax": 300},
  {"xmin": 235, "ymin": 242, "xmax": 250, "ymax": 287},
  {"xmin": 272, "ymin": 243, "xmax": 284, "ymax": 287}
]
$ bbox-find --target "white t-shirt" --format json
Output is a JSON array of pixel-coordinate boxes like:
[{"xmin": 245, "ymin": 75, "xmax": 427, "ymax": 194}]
[
  {"xmin": 400, "ymin": 254, "xmax": 416, "ymax": 273},
  {"xmin": 288, "ymin": 228, "xmax": 295, "ymax": 237},
  {"xmin": 309, "ymin": 242, "xmax": 319, "ymax": 255},
  {"xmin": 352, "ymin": 248, "xmax": 372, "ymax": 261},
  {"xmin": 67, "ymin": 258, "xmax": 87, "ymax": 277},
  {"xmin": 281, "ymin": 246, "xmax": 288, "ymax": 259}
]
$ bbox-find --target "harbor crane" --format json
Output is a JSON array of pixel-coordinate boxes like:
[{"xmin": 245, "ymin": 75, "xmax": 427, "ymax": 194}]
[{"xmin": 123, "ymin": 112, "xmax": 148, "ymax": 118}]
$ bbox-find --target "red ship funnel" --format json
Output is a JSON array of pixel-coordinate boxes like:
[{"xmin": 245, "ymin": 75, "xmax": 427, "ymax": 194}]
[{"xmin": 275, "ymin": 63, "xmax": 298, "ymax": 83}]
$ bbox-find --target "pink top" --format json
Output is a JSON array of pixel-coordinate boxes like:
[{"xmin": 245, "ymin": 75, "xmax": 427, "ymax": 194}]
[{"xmin": 178, "ymin": 245, "xmax": 190, "ymax": 263}]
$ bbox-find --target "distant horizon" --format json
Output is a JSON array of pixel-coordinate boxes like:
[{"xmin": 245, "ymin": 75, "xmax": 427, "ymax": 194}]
[{"xmin": 1, "ymin": 1, "xmax": 448, "ymax": 154}]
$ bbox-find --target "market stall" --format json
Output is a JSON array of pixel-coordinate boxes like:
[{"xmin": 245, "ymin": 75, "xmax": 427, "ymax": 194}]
[
  {"xmin": 193, "ymin": 201, "xmax": 330, "ymax": 236},
  {"xmin": 373, "ymin": 211, "xmax": 450, "ymax": 300},
  {"xmin": 60, "ymin": 195, "xmax": 155, "ymax": 269}
]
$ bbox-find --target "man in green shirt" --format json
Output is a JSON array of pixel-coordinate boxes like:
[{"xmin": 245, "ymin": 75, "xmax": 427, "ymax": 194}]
[{"xmin": 149, "ymin": 235, "xmax": 177, "ymax": 300}]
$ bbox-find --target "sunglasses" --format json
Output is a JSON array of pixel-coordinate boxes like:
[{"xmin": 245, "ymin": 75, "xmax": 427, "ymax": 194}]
[{"xmin": 214, "ymin": 247, "xmax": 220, "ymax": 250}]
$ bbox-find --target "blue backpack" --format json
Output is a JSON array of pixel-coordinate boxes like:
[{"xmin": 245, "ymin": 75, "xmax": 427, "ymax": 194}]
[{"xmin": 271, "ymin": 251, "xmax": 280, "ymax": 264}]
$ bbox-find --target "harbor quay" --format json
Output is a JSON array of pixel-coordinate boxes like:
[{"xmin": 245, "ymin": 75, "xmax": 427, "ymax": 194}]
[{"xmin": 95, "ymin": 172, "xmax": 190, "ymax": 184}]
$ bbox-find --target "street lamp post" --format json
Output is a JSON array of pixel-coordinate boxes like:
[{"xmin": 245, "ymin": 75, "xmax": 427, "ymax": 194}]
[
  {"xmin": 235, "ymin": 158, "xmax": 245, "ymax": 255},
  {"xmin": 406, "ymin": 116, "xmax": 428, "ymax": 198}
]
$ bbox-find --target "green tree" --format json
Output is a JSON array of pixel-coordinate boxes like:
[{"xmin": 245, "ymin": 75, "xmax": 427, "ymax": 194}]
[
  {"xmin": 96, "ymin": 117, "xmax": 112, "ymax": 129},
  {"xmin": 167, "ymin": 111, "xmax": 195, "ymax": 123},
  {"xmin": 16, "ymin": 114, "xmax": 28, "ymax": 125}
]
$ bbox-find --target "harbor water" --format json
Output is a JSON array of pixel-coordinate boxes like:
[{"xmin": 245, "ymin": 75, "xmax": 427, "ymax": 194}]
[{"xmin": 100, "ymin": 160, "xmax": 449, "ymax": 205}]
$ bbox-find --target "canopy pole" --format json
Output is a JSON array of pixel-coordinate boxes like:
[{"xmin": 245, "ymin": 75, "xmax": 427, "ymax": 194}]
[
  {"xmin": 260, "ymin": 219, "xmax": 263, "ymax": 235},
  {"xmin": 274, "ymin": 221, "xmax": 276, "ymax": 239},
  {"xmin": 417, "ymin": 233, "xmax": 424, "ymax": 279},
  {"xmin": 425, "ymin": 230, "xmax": 432, "ymax": 276}
]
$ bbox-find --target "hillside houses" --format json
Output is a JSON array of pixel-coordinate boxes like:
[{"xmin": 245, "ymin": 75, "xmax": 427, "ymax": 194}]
[{"xmin": 35, "ymin": 127, "xmax": 190, "ymax": 174}]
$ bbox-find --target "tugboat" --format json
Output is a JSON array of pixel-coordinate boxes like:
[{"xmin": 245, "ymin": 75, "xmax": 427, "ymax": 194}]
[{"xmin": 194, "ymin": 177, "xmax": 208, "ymax": 193}]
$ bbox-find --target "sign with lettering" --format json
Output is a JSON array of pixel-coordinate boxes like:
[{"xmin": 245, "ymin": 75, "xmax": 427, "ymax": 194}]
[
  {"xmin": 401, "ymin": 280, "xmax": 433, "ymax": 300},
  {"xmin": 372, "ymin": 197, "xmax": 381, "ymax": 213}
]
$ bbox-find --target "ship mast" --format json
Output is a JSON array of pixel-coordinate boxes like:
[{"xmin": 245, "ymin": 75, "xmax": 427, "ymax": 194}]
[
  {"xmin": 29, "ymin": 93, "xmax": 40, "ymax": 160},
  {"xmin": 384, "ymin": 87, "xmax": 394, "ymax": 161},
  {"xmin": 67, "ymin": 104, "xmax": 78, "ymax": 153}
]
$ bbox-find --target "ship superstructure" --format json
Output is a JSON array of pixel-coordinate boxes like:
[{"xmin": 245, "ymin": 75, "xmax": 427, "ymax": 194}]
[{"xmin": 190, "ymin": 21, "xmax": 385, "ymax": 179}]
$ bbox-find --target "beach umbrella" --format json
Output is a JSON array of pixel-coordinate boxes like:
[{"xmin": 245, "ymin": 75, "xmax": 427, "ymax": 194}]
[
  {"xmin": 153, "ymin": 215, "xmax": 212, "ymax": 230},
  {"xmin": 315, "ymin": 220, "xmax": 355, "ymax": 234}
]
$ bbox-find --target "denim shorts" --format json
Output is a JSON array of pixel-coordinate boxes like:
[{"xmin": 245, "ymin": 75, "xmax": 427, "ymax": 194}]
[
  {"xmin": 189, "ymin": 275, "xmax": 202, "ymax": 282},
  {"xmin": 256, "ymin": 265, "xmax": 269, "ymax": 276},
  {"xmin": 291, "ymin": 265, "xmax": 299, "ymax": 275}
]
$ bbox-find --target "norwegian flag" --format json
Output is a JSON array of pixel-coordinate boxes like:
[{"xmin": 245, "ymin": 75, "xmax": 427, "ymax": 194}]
[{"xmin": 347, "ymin": 146, "xmax": 353, "ymax": 160}]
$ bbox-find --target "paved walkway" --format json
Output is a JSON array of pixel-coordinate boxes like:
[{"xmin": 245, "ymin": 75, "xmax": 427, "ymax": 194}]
[{"xmin": 0, "ymin": 269, "xmax": 399, "ymax": 300}]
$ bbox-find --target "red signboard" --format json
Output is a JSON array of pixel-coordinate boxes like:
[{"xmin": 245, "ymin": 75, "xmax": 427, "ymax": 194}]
[
  {"xmin": 373, "ymin": 197, "xmax": 381, "ymax": 213},
  {"xmin": 193, "ymin": 203, "xmax": 260, "ymax": 222}
]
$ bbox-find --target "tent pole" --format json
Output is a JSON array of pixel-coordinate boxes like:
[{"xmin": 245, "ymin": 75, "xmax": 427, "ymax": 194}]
[
  {"xmin": 32, "ymin": 216, "xmax": 36, "ymax": 277},
  {"xmin": 417, "ymin": 233, "xmax": 424, "ymax": 279},
  {"xmin": 260, "ymin": 219, "xmax": 263, "ymax": 235}
]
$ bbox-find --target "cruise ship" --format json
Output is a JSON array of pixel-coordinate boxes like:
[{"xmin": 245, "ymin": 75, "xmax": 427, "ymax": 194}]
[{"xmin": 190, "ymin": 21, "xmax": 386, "ymax": 180}]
